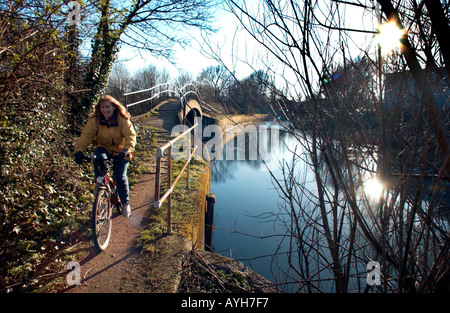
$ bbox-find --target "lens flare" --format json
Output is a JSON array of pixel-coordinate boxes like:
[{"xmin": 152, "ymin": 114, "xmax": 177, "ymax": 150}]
[
  {"xmin": 377, "ymin": 22, "xmax": 404, "ymax": 54},
  {"xmin": 364, "ymin": 177, "xmax": 383, "ymax": 199}
]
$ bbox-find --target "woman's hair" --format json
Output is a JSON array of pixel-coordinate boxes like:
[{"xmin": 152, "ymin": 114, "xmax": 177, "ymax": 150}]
[{"xmin": 90, "ymin": 95, "xmax": 131, "ymax": 120}]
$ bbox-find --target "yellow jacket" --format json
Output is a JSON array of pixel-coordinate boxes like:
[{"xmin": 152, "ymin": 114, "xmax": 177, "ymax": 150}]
[{"xmin": 75, "ymin": 111, "xmax": 136, "ymax": 159}]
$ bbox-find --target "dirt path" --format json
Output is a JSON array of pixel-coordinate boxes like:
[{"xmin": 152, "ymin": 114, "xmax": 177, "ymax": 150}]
[
  {"xmin": 55, "ymin": 109, "xmax": 279, "ymax": 294},
  {"xmin": 56, "ymin": 103, "xmax": 188, "ymax": 293},
  {"xmin": 61, "ymin": 171, "xmax": 155, "ymax": 293}
]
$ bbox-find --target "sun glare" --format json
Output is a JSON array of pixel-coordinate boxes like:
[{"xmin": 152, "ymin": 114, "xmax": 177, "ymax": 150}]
[
  {"xmin": 364, "ymin": 177, "xmax": 384, "ymax": 200},
  {"xmin": 377, "ymin": 22, "xmax": 404, "ymax": 54}
]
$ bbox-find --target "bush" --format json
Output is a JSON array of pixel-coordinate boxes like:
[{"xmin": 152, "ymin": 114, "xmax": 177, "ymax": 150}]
[{"xmin": 0, "ymin": 9, "xmax": 93, "ymax": 292}]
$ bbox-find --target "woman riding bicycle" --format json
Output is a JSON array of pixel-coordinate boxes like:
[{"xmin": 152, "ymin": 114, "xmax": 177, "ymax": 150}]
[{"xmin": 74, "ymin": 95, "xmax": 136, "ymax": 218}]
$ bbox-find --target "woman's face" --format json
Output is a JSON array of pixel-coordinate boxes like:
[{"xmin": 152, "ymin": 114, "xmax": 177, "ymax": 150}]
[{"xmin": 100, "ymin": 101, "xmax": 115, "ymax": 119}]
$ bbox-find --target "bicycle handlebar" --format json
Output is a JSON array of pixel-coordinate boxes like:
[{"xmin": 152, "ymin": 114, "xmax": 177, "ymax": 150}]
[
  {"xmin": 82, "ymin": 153, "xmax": 128, "ymax": 163},
  {"xmin": 82, "ymin": 154, "xmax": 96, "ymax": 162}
]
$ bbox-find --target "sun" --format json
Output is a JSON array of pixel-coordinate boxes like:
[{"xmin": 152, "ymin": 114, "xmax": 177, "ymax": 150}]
[
  {"xmin": 377, "ymin": 22, "xmax": 405, "ymax": 54},
  {"xmin": 364, "ymin": 177, "xmax": 384, "ymax": 200}
]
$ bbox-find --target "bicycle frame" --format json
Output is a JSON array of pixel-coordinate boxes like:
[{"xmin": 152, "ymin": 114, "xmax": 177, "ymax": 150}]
[
  {"xmin": 96, "ymin": 172, "xmax": 116, "ymax": 202},
  {"xmin": 87, "ymin": 154, "xmax": 121, "ymax": 251},
  {"xmin": 89, "ymin": 154, "xmax": 120, "ymax": 205}
]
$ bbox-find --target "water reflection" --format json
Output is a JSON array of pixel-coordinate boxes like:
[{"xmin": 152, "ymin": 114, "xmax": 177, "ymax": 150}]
[
  {"xmin": 363, "ymin": 177, "xmax": 384, "ymax": 200},
  {"xmin": 211, "ymin": 123, "xmax": 302, "ymax": 183},
  {"xmin": 210, "ymin": 123, "xmax": 312, "ymax": 287},
  {"xmin": 210, "ymin": 122, "xmax": 449, "ymax": 292}
]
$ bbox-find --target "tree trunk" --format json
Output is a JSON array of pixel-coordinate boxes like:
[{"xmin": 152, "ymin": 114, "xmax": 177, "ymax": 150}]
[
  {"xmin": 377, "ymin": 0, "xmax": 450, "ymax": 172},
  {"xmin": 82, "ymin": 0, "xmax": 118, "ymax": 115},
  {"xmin": 423, "ymin": 0, "xmax": 450, "ymax": 80}
]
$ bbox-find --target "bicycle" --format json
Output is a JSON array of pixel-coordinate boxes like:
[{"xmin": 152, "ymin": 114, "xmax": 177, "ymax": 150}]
[{"xmin": 84, "ymin": 154, "xmax": 122, "ymax": 252}]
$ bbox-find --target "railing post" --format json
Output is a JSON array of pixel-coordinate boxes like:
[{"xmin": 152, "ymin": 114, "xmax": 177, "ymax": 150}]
[
  {"xmin": 167, "ymin": 148, "xmax": 172, "ymax": 234},
  {"xmin": 186, "ymin": 132, "xmax": 190, "ymax": 189},
  {"xmin": 154, "ymin": 152, "xmax": 161, "ymax": 204}
]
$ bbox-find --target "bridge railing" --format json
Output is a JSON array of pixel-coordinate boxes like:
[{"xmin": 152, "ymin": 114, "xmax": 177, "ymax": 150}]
[
  {"xmin": 153, "ymin": 122, "xmax": 198, "ymax": 234},
  {"xmin": 124, "ymin": 83, "xmax": 183, "ymax": 112},
  {"xmin": 179, "ymin": 84, "xmax": 202, "ymax": 124},
  {"xmin": 180, "ymin": 83, "xmax": 223, "ymax": 118},
  {"xmin": 124, "ymin": 81, "xmax": 224, "ymax": 121},
  {"xmin": 180, "ymin": 84, "xmax": 201, "ymax": 103},
  {"xmin": 201, "ymin": 100, "xmax": 222, "ymax": 117}
]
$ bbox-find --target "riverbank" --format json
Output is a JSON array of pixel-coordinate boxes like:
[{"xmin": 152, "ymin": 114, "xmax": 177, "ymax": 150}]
[
  {"xmin": 134, "ymin": 119, "xmax": 278, "ymax": 293},
  {"xmin": 216, "ymin": 114, "xmax": 272, "ymax": 130}
]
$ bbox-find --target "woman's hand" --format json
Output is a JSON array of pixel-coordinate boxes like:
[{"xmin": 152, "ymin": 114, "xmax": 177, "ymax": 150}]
[
  {"xmin": 118, "ymin": 150, "xmax": 129, "ymax": 159},
  {"xmin": 74, "ymin": 151, "xmax": 85, "ymax": 164}
]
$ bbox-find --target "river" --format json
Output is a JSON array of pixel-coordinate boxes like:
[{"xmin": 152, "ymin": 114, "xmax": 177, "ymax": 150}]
[
  {"xmin": 210, "ymin": 122, "xmax": 315, "ymax": 291},
  {"xmin": 209, "ymin": 120, "xmax": 449, "ymax": 292}
]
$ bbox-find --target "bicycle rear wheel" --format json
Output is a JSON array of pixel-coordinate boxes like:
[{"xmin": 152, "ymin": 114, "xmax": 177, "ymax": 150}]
[{"xmin": 92, "ymin": 188, "xmax": 112, "ymax": 251}]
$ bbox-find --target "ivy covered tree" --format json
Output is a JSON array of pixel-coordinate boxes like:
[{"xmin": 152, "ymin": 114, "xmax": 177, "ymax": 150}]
[{"xmin": 75, "ymin": 0, "xmax": 217, "ymax": 122}]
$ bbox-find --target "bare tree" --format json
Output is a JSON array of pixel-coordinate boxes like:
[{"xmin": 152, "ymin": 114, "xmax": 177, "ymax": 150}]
[
  {"xmin": 130, "ymin": 64, "xmax": 161, "ymax": 91},
  {"xmin": 377, "ymin": 0, "xmax": 449, "ymax": 170},
  {"xmin": 106, "ymin": 62, "xmax": 131, "ymax": 102},
  {"xmin": 158, "ymin": 68, "xmax": 172, "ymax": 85},
  {"xmin": 216, "ymin": 0, "xmax": 449, "ymax": 292},
  {"xmin": 174, "ymin": 70, "xmax": 193, "ymax": 88},
  {"xmin": 197, "ymin": 65, "xmax": 233, "ymax": 105},
  {"xmin": 124, "ymin": 65, "xmax": 174, "ymax": 115}
]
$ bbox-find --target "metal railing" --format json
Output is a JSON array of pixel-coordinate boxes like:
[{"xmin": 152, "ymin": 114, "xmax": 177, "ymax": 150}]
[
  {"xmin": 124, "ymin": 83, "xmax": 184, "ymax": 111},
  {"xmin": 201, "ymin": 100, "xmax": 222, "ymax": 117},
  {"xmin": 123, "ymin": 81, "xmax": 223, "ymax": 119},
  {"xmin": 180, "ymin": 84, "xmax": 201, "ymax": 104},
  {"xmin": 153, "ymin": 122, "xmax": 198, "ymax": 234}
]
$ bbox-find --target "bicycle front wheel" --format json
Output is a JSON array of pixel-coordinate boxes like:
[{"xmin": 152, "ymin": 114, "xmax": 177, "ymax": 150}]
[{"xmin": 92, "ymin": 188, "xmax": 112, "ymax": 252}]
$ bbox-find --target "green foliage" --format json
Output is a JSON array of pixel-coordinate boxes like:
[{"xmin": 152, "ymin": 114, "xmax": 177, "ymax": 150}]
[
  {"xmin": 0, "ymin": 95, "xmax": 95, "ymax": 292},
  {"xmin": 0, "ymin": 2, "xmax": 94, "ymax": 292}
]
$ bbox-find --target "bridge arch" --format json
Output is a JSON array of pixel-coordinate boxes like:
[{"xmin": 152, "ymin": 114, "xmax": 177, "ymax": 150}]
[
  {"xmin": 180, "ymin": 84, "xmax": 202, "ymax": 126},
  {"xmin": 124, "ymin": 82, "xmax": 219, "ymax": 126},
  {"xmin": 184, "ymin": 99, "xmax": 202, "ymax": 126}
]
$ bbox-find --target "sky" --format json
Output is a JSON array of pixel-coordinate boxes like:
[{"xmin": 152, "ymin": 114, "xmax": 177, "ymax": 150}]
[
  {"xmin": 116, "ymin": 38, "xmax": 219, "ymax": 79},
  {"xmin": 113, "ymin": 0, "xmax": 385, "ymax": 92},
  {"xmin": 115, "ymin": 3, "xmax": 261, "ymax": 81},
  {"xmin": 116, "ymin": 9, "xmax": 232, "ymax": 79}
]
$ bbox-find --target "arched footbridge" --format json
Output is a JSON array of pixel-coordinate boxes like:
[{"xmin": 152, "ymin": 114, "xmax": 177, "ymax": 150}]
[
  {"xmin": 123, "ymin": 83, "xmax": 222, "ymax": 234},
  {"xmin": 124, "ymin": 83, "xmax": 220, "ymax": 129}
]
